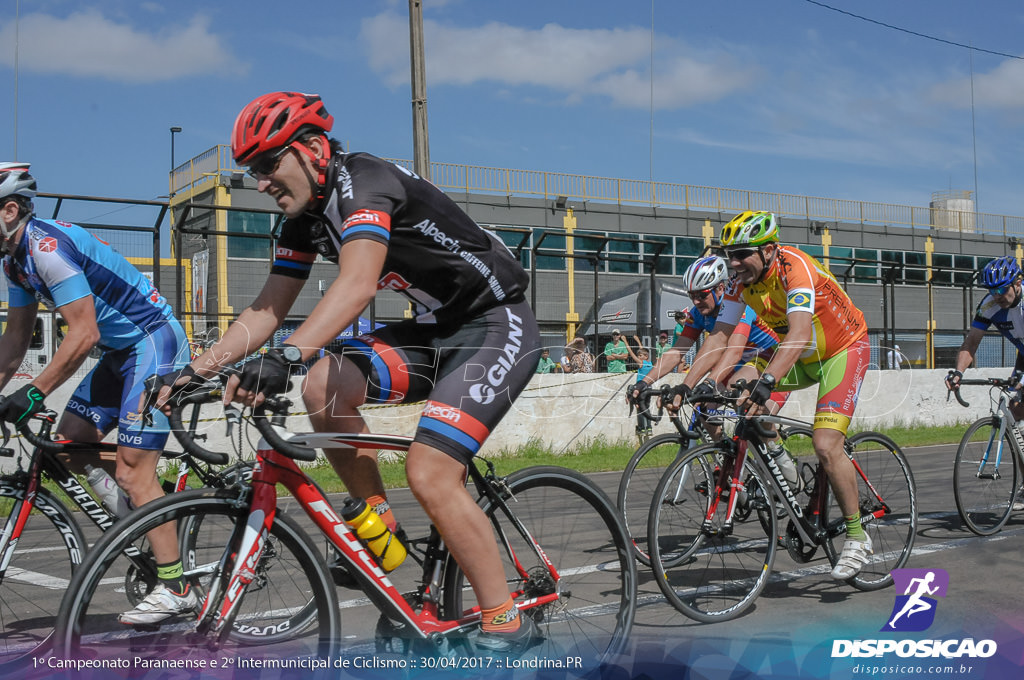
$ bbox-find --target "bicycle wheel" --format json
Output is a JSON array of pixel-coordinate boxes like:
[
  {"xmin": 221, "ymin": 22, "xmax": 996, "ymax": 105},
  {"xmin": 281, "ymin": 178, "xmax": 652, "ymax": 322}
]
[
  {"xmin": 179, "ymin": 505, "xmax": 320, "ymax": 644},
  {"xmin": 616, "ymin": 432, "xmax": 691, "ymax": 567},
  {"xmin": 0, "ymin": 481, "xmax": 86, "ymax": 671},
  {"xmin": 54, "ymin": 488, "xmax": 339, "ymax": 662},
  {"xmin": 649, "ymin": 445, "xmax": 777, "ymax": 622},
  {"xmin": 442, "ymin": 466, "xmax": 636, "ymax": 670},
  {"xmin": 953, "ymin": 417, "xmax": 1018, "ymax": 536},
  {"xmin": 831, "ymin": 431, "xmax": 917, "ymax": 591}
]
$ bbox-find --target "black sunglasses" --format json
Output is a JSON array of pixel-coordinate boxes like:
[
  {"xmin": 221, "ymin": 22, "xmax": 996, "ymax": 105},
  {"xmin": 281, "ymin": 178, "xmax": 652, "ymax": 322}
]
[
  {"xmin": 724, "ymin": 247, "xmax": 759, "ymax": 261},
  {"xmin": 246, "ymin": 144, "xmax": 294, "ymax": 179},
  {"xmin": 689, "ymin": 289, "xmax": 714, "ymax": 301}
]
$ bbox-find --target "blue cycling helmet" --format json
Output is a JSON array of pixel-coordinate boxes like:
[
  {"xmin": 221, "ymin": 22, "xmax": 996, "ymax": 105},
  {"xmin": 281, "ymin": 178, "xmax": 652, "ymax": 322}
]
[{"xmin": 980, "ymin": 256, "xmax": 1022, "ymax": 289}]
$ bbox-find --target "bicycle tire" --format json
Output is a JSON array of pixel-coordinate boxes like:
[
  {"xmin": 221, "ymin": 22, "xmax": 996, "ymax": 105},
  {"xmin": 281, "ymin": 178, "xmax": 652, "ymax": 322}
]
[
  {"xmin": 0, "ymin": 480, "xmax": 86, "ymax": 671},
  {"xmin": 648, "ymin": 445, "xmax": 777, "ymax": 622},
  {"xmin": 53, "ymin": 488, "xmax": 339, "ymax": 662},
  {"xmin": 832, "ymin": 431, "xmax": 917, "ymax": 591},
  {"xmin": 953, "ymin": 416, "xmax": 1018, "ymax": 536},
  {"xmin": 616, "ymin": 432, "xmax": 692, "ymax": 567},
  {"xmin": 442, "ymin": 466, "xmax": 636, "ymax": 670}
]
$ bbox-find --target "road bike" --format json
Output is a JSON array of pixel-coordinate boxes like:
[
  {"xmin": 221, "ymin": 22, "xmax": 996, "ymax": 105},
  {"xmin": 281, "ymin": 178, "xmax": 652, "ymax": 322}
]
[
  {"xmin": 618, "ymin": 384, "xmax": 813, "ymax": 567},
  {"xmin": 54, "ymin": 385, "xmax": 637, "ymax": 671},
  {"xmin": 0, "ymin": 392, "xmax": 251, "ymax": 671},
  {"xmin": 950, "ymin": 377, "xmax": 1024, "ymax": 535},
  {"xmin": 648, "ymin": 386, "xmax": 917, "ymax": 622}
]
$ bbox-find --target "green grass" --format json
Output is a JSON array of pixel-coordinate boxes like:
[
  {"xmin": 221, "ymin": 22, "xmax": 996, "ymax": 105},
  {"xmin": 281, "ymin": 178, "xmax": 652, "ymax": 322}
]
[{"xmin": 0, "ymin": 421, "xmax": 975, "ymax": 512}]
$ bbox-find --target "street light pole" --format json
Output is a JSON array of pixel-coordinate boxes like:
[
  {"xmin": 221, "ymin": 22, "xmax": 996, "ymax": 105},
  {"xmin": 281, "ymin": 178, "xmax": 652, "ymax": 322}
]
[{"xmin": 169, "ymin": 126, "xmax": 182, "ymax": 197}]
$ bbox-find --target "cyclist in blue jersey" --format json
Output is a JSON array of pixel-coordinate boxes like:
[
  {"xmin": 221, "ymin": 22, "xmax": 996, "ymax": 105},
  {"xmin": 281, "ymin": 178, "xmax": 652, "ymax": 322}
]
[
  {"xmin": 0, "ymin": 163, "xmax": 195, "ymax": 624},
  {"xmin": 946, "ymin": 256, "xmax": 1024, "ymax": 412},
  {"xmin": 946, "ymin": 256, "xmax": 1024, "ymax": 511}
]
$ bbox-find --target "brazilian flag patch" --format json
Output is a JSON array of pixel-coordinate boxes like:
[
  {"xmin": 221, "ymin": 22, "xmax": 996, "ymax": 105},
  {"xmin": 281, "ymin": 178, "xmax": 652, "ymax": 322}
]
[{"xmin": 787, "ymin": 291, "xmax": 812, "ymax": 308}]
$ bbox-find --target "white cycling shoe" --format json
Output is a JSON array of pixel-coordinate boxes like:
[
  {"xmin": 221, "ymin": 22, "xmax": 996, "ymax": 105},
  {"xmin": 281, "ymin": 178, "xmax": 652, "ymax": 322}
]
[
  {"xmin": 830, "ymin": 534, "xmax": 873, "ymax": 580},
  {"xmin": 119, "ymin": 583, "xmax": 199, "ymax": 625}
]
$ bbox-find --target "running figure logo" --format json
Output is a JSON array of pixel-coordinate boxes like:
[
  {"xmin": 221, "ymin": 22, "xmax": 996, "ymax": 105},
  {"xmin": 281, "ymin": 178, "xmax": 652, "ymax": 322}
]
[{"xmin": 882, "ymin": 568, "xmax": 949, "ymax": 632}]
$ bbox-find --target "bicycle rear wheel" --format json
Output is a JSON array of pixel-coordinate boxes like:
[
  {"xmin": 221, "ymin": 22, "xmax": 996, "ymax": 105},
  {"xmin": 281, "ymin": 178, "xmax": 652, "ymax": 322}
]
[
  {"xmin": 953, "ymin": 417, "xmax": 1018, "ymax": 536},
  {"xmin": 832, "ymin": 432, "xmax": 917, "ymax": 591},
  {"xmin": 443, "ymin": 466, "xmax": 635, "ymax": 670},
  {"xmin": 649, "ymin": 445, "xmax": 777, "ymax": 622},
  {"xmin": 53, "ymin": 488, "xmax": 339, "ymax": 662},
  {"xmin": 616, "ymin": 433, "xmax": 691, "ymax": 567},
  {"xmin": 0, "ymin": 482, "xmax": 85, "ymax": 671}
]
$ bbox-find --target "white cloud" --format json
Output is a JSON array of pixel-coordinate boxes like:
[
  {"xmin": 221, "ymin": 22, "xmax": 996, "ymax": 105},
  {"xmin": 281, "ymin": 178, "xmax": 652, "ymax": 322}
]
[
  {"xmin": 932, "ymin": 58, "xmax": 1024, "ymax": 111},
  {"xmin": 0, "ymin": 11, "xmax": 246, "ymax": 83},
  {"xmin": 361, "ymin": 13, "xmax": 753, "ymax": 110}
]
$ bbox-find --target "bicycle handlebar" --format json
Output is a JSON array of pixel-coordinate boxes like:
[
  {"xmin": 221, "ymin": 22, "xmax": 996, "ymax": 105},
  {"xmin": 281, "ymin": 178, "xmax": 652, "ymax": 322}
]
[
  {"xmin": 948, "ymin": 377, "xmax": 1018, "ymax": 409},
  {"xmin": 679, "ymin": 379, "xmax": 779, "ymax": 441},
  {"xmin": 250, "ymin": 399, "xmax": 318, "ymax": 461}
]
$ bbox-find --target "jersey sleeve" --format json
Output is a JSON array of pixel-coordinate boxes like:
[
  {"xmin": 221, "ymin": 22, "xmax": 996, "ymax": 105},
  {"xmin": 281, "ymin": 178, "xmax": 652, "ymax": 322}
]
[
  {"xmin": 31, "ymin": 240, "xmax": 91, "ymax": 307},
  {"xmin": 336, "ymin": 157, "xmax": 402, "ymax": 247},
  {"xmin": 971, "ymin": 296, "xmax": 996, "ymax": 331},
  {"xmin": 782, "ymin": 254, "xmax": 815, "ymax": 316},
  {"xmin": 716, "ymin": 281, "xmax": 745, "ymax": 327},
  {"xmin": 680, "ymin": 307, "xmax": 704, "ymax": 341},
  {"xmin": 270, "ymin": 218, "xmax": 318, "ymax": 280}
]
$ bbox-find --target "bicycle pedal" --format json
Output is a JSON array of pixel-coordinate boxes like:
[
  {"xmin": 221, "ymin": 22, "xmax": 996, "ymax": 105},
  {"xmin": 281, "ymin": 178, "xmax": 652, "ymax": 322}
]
[{"xmin": 128, "ymin": 623, "xmax": 162, "ymax": 633}]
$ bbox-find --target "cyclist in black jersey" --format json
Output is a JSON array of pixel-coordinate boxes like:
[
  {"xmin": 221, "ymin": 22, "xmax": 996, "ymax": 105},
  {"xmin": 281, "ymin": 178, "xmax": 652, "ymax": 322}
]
[{"xmin": 152, "ymin": 92, "xmax": 541, "ymax": 653}]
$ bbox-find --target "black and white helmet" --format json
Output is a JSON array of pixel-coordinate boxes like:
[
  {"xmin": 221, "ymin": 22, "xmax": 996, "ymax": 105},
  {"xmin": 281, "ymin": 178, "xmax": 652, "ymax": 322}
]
[
  {"xmin": 682, "ymin": 255, "xmax": 729, "ymax": 292},
  {"xmin": 0, "ymin": 162, "xmax": 36, "ymax": 203}
]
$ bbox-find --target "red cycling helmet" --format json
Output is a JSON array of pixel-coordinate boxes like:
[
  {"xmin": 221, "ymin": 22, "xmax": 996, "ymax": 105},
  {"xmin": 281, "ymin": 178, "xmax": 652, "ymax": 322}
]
[{"xmin": 231, "ymin": 92, "xmax": 334, "ymax": 165}]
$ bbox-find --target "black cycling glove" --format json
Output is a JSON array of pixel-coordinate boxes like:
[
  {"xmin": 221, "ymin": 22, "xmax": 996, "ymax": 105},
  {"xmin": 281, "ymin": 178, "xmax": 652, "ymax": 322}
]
[
  {"xmin": 0, "ymin": 384, "xmax": 47, "ymax": 426},
  {"xmin": 747, "ymin": 373, "xmax": 777, "ymax": 407},
  {"xmin": 944, "ymin": 369, "xmax": 963, "ymax": 391},
  {"xmin": 237, "ymin": 345, "xmax": 301, "ymax": 397},
  {"xmin": 691, "ymin": 378, "xmax": 719, "ymax": 400}
]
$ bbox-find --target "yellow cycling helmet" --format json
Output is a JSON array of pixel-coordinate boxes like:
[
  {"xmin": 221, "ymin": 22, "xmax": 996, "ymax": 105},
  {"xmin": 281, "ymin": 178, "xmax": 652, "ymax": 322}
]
[{"xmin": 720, "ymin": 211, "xmax": 779, "ymax": 247}]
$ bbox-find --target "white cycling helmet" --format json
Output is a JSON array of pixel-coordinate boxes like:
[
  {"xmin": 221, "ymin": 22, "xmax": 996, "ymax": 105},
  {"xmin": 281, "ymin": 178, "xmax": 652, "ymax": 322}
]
[
  {"xmin": 682, "ymin": 255, "xmax": 729, "ymax": 292},
  {"xmin": 0, "ymin": 162, "xmax": 35, "ymax": 240}
]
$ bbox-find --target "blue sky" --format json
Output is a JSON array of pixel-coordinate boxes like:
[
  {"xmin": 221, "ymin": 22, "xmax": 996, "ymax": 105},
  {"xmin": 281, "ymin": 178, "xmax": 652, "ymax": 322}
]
[{"xmin": 1, "ymin": 0, "xmax": 1023, "ymax": 223}]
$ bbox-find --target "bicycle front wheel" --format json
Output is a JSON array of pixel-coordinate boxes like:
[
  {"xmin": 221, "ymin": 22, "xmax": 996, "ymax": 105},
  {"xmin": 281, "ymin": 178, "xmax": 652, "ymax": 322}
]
[
  {"xmin": 649, "ymin": 445, "xmax": 777, "ymax": 622},
  {"xmin": 954, "ymin": 417, "xmax": 1019, "ymax": 536},
  {"xmin": 0, "ymin": 482, "xmax": 86, "ymax": 671},
  {"xmin": 833, "ymin": 431, "xmax": 917, "ymax": 591},
  {"xmin": 54, "ymin": 488, "xmax": 339, "ymax": 663},
  {"xmin": 616, "ymin": 432, "xmax": 691, "ymax": 567},
  {"xmin": 443, "ymin": 466, "xmax": 636, "ymax": 670}
]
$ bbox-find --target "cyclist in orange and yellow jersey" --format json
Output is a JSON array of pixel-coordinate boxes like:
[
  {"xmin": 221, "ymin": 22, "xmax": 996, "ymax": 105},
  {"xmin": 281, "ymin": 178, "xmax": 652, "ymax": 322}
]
[{"xmin": 710, "ymin": 210, "xmax": 872, "ymax": 581}]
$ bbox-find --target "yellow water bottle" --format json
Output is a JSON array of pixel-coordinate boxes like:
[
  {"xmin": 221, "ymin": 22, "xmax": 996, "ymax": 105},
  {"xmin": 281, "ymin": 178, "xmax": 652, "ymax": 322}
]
[{"xmin": 340, "ymin": 497, "xmax": 407, "ymax": 572}]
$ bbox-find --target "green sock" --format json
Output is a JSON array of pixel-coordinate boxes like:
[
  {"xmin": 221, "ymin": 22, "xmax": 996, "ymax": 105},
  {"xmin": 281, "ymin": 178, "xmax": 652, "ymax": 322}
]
[
  {"xmin": 845, "ymin": 512, "xmax": 866, "ymax": 541},
  {"xmin": 156, "ymin": 560, "xmax": 186, "ymax": 592}
]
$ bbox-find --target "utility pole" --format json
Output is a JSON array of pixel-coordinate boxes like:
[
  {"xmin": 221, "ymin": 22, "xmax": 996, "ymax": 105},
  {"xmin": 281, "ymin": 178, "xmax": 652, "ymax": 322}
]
[{"xmin": 409, "ymin": 0, "xmax": 431, "ymax": 180}]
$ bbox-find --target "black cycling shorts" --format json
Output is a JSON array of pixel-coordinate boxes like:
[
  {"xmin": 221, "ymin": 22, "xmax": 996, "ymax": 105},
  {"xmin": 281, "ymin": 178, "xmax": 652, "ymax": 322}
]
[{"xmin": 337, "ymin": 299, "xmax": 540, "ymax": 464}]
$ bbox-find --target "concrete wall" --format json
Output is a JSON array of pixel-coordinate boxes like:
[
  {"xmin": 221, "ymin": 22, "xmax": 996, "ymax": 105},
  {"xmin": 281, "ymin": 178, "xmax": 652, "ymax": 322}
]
[{"xmin": 10, "ymin": 367, "xmax": 1007, "ymax": 475}]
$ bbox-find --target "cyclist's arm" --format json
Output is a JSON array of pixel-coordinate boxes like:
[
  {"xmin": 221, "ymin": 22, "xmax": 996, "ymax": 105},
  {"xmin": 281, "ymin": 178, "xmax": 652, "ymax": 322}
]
[
  {"xmin": 29, "ymin": 296, "xmax": 100, "ymax": 395},
  {"xmin": 707, "ymin": 324, "xmax": 752, "ymax": 386},
  {"xmin": 953, "ymin": 327, "xmax": 984, "ymax": 374},
  {"xmin": 0, "ymin": 303, "xmax": 37, "ymax": 392},
  {"xmin": 638, "ymin": 335, "xmax": 695, "ymax": 385},
  {"xmin": 191, "ymin": 273, "xmax": 306, "ymax": 377},
  {"xmin": 279, "ymin": 239, "xmax": 387, "ymax": 359},
  {"xmin": 763, "ymin": 309, "xmax": 812, "ymax": 380},
  {"xmin": 682, "ymin": 325, "xmax": 732, "ymax": 389}
]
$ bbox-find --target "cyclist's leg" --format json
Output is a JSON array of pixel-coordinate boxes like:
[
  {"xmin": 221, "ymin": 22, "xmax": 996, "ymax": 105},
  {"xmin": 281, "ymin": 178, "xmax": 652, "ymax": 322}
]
[
  {"xmin": 803, "ymin": 338, "xmax": 873, "ymax": 578},
  {"xmin": 408, "ymin": 300, "xmax": 543, "ymax": 651}
]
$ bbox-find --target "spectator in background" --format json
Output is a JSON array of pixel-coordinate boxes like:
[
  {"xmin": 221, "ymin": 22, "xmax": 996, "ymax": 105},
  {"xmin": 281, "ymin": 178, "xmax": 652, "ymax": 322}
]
[
  {"xmin": 887, "ymin": 344, "xmax": 905, "ymax": 370},
  {"xmin": 604, "ymin": 329, "xmax": 629, "ymax": 373},
  {"xmin": 655, "ymin": 331, "xmax": 671, "ymax": 360},
  {"xmin": 565, "ymin": 336, "xmax": 595, "ymax": 374},
  {"xmin": 535, "ymin": 348, "xmax": 557, "ymax": 374},
  {"xmin": 626, "ymin": 335, "xmax": 654, "ymax": 382}
]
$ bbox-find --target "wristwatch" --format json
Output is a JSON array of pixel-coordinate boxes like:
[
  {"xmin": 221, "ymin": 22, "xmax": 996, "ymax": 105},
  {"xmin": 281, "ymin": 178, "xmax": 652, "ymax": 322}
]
[
  {"xmin": 761, "ymin": 372, "xmax": 777, "ymax": 388},
  {"xmin": 278, "ymin": 344, "xmax": 303, "ymax": 364}
]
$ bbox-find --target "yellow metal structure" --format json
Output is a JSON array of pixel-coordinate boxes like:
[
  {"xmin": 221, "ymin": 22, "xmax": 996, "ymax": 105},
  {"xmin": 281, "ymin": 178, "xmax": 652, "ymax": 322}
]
[{"xmin": 564, "ymin": 208, "xmax": 579, "ymax": 342}]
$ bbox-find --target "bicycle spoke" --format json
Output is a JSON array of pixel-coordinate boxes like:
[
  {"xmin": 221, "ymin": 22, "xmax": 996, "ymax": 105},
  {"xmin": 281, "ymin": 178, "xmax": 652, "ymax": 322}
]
[{"xmin": 954, "ymin": 418, "xmax": 1018, "ymax": 536}]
